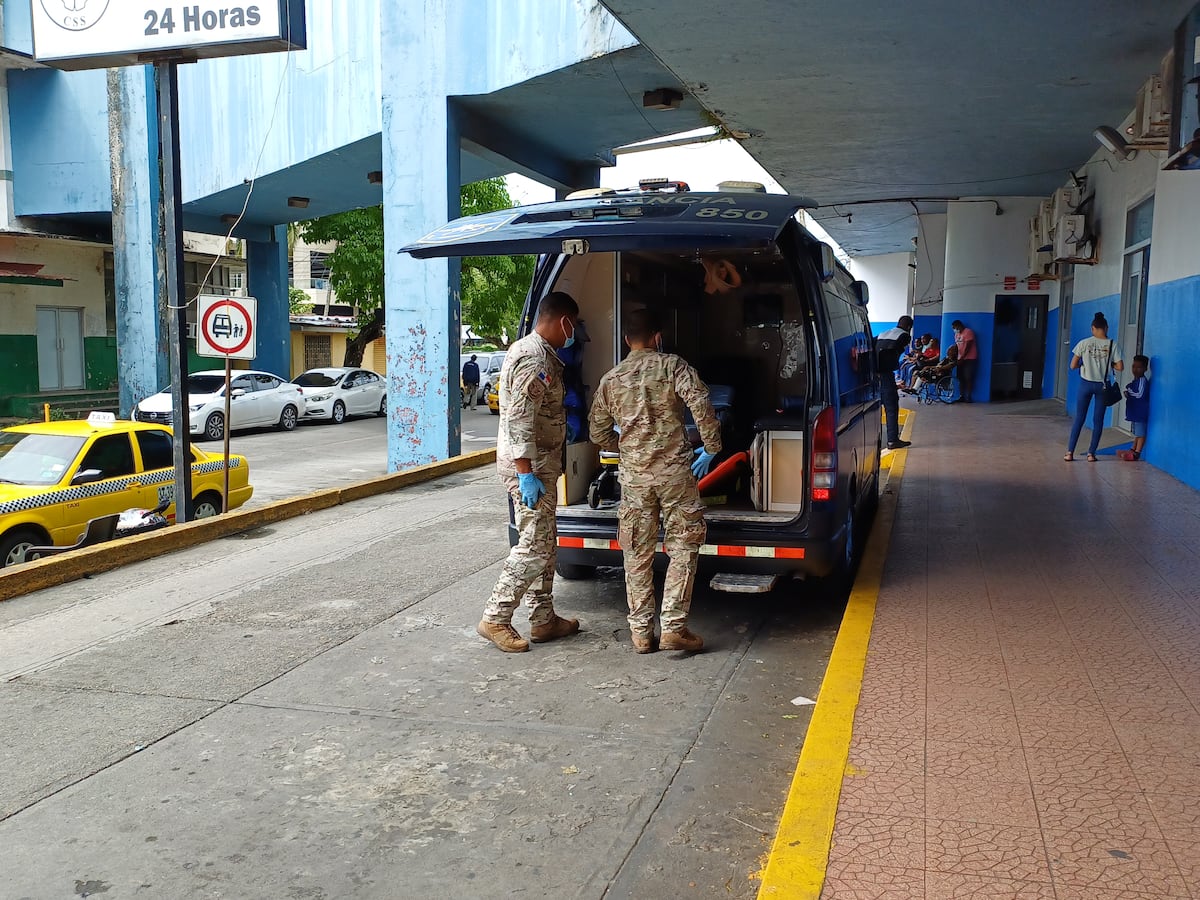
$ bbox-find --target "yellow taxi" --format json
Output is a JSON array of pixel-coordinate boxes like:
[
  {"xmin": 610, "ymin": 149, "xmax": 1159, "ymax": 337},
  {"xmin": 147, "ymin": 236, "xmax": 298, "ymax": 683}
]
[
  {"xmin": 486, "ymin": 384, "xmax": 500, "ymax": 415},
  {"xmin": 0, "ymin": 413, "xmax": 253, "ymax": 567}
]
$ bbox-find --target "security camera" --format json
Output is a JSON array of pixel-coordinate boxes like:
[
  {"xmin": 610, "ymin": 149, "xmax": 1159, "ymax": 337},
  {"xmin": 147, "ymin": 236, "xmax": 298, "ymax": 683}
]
[{"xmin": 1093, "ymin": 126, "xmax": 1137, "ymax": 161}]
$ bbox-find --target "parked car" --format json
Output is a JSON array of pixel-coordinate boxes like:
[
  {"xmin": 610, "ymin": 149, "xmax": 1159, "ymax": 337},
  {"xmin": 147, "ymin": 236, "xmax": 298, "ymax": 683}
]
[
  {"xmin": 477, "ymin": 352, "xmax": 506, "ymax": 404},
  {"xmin": 403, "ymin": 184, "xmax": 880, "ymax": 594},
  {"xmin": 487, "ymin": 383, "xmax": 500, "ymax": 415},
  {"xmin": 0, "ymin": 413, "xmax": 253, "ymax": 567},
  {"xmin": 292, "ymin": 367, "xmax": 387, "ymax": 424},
  {"xmin": 135, "ymin": 370, "xmax": 305, "ymax": 441}
]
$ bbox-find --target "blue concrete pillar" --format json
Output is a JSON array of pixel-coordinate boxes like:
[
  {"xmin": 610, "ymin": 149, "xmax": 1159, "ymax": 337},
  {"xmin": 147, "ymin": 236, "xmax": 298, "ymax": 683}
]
[
  {"xmin": 380, "ymin": 0, "xmax": 461, "ymax": 470},
  {"xmin": 107, "ymin": 66, "xmax": 167, "ymax": 414},
  {"xmin": 246, "ymin": 225, "xmax": 291, "ymax": 378}
]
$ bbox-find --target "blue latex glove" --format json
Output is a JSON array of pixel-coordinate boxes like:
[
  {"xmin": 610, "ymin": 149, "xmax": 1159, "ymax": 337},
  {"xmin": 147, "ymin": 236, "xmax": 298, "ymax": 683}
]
[
  {"xmin": 691, "ymin": 448, "xmax": 718, "ymax": 478},
  {"xmin": 517, "ymin": 472, "xmax": 545, "ymax": 508}
]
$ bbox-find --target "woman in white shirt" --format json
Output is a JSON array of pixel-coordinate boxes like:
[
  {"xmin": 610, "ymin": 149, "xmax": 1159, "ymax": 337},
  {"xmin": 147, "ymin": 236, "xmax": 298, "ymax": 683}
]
[{"xmin": 1065, "ymin": 312, "xmax": 1124, "ymax": 461}]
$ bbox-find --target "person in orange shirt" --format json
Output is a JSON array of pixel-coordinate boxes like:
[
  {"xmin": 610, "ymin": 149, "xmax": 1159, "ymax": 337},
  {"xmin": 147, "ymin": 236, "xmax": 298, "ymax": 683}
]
[{"xmin": 951, "ymin": 320, "xmax": 979, "ymax": 402}]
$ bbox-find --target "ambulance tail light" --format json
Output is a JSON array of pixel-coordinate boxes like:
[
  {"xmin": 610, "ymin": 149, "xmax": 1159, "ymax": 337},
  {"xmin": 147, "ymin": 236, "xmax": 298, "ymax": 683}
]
[{"xmin": 811, "ymin": 406, "xmax": 837, "ymax": 503}]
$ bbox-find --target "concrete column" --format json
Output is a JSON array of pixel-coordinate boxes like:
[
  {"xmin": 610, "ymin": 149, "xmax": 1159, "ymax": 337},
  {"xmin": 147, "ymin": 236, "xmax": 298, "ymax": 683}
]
[
  {"xmin": 911, "ymin": 212, "xmax": 946, "ymax": 341},
  {"xmin": 107, "ymin": 66, "xmax": 167, "ymax": 416},
  {"xmin": 380, "ymin": 0, "xmax": 461, "ymax": 470},
  {"xmin": 0, "ymin": 72, "xmax": 16, "ymax": 229},
  {"xmin": 246, "ymin": 225, "xmax": 291, "ymax": 378},
  {"xmin": 941, "ymin": 198, "xmax": 1041, "ymax": 402}
]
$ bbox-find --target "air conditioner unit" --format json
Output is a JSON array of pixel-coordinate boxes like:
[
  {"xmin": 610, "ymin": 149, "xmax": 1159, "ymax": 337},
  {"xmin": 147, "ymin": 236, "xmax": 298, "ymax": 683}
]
[
  {"xmin": 1037, "ymin": 199, "xmax": 1054, "ymax": 244},
  {"xmin": 1028, "ymin": 228, "xmax": 1054, "ymax": 277},
  {"xmin": 1132, "ymin": 75, "xmax": 1170, "ymax": 143},
  {"xmin": 1051, "ymin": 185, "xmax": 1081, "ymax": 222},
  {"xmin": 1053, "ymin": 214, "xmax": 1087, "ymax": 261}
]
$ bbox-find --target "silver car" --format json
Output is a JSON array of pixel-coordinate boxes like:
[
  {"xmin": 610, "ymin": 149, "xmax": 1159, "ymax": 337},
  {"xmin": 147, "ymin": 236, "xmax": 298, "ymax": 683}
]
[{"xmin": 293, "ymin": 367, "xmax": 387, "ymax": 424}]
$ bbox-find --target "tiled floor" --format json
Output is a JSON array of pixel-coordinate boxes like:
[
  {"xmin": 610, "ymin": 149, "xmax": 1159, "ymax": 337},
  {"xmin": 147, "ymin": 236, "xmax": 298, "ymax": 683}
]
[{"xmin": 825, "ymin": 400, "xmax": 1200, "ymax": 899}]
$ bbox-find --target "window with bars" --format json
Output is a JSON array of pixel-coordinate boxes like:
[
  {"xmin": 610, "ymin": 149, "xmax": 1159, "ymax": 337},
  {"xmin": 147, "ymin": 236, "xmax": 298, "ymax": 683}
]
[
  {"xmin": 304, "ymin": 334, "xmax": 332, "ymax": 369},
  {"xmin": 309, "ymin": 251, "xmax": 332, "ymax": 290}
]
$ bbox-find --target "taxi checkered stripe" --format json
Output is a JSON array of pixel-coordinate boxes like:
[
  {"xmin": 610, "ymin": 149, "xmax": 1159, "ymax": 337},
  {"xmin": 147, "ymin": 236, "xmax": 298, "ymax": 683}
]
[{"xmin": 0, "ymin": 458, "xmax": 242, "ymax": 518}]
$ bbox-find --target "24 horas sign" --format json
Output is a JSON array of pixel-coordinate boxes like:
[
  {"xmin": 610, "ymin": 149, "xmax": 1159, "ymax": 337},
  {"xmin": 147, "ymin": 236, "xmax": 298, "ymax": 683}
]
[{"xmin": 32, "ymin": 0, "xmax": 306, "ymax": 69}]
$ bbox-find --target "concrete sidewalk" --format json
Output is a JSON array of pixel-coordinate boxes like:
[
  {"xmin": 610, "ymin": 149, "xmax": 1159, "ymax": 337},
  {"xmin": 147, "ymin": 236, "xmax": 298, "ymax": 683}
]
[
  {"xmin": 825, "ymin": 400, "xmax": 1200, "ymax": 898},
  {"xmin": 0, "ymin": 466, "xmax": 843, "ymax": 899}
]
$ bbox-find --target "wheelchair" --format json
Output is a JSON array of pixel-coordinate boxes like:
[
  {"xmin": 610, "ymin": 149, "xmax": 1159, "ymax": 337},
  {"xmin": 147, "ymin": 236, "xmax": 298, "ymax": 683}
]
[{"xmin": 915, "ymin": 373, "xmax": 958, "ymax": 405}]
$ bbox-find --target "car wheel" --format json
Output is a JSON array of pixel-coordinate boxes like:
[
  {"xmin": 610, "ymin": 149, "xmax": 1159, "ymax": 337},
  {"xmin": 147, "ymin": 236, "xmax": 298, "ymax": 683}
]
[
  {"xmin": 278, "ymin": 404, "xmax": 298, "ymax": 431},
  {"xmin": 331, "ymin": 400, "xmax": 346, "ymax": 425},
  {"xmin": 490, "ymin": 406, "xmax": 500, "ymax": 416},
  {"xmin": 0, "ymin": 529, "xmax": 42, "ymax": 568},
  {"xmin": 555, "ymin": 562, "xmax": 597, "ymax": 580},
  {"xmin": 377, "ymin": 396, "xmax": 387, "ymax": 417},
  {"xmin": 193, "ymin": 492, "xmax": 222, "ymax": 519},
  {"xmin": 204, "ymin": 412, "xmax": 225, "ymax": 441},
  {"xmin": 821, "ymin": 500, "xmax": 859, "ymax": 599}
]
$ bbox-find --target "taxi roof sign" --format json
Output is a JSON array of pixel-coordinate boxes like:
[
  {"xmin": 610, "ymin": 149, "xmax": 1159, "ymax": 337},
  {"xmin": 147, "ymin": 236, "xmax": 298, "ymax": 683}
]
[{"xmin": 87, "ymin": 412, "xmax": 117, "ymax": 428}]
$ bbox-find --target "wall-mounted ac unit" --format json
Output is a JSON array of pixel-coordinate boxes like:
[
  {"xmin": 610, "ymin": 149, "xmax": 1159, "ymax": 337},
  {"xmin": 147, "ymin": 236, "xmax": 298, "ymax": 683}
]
[
  {"xmin": 1028, "ymin": 228, "xmax": 1054, "ymax": 278},
  {"xmin": 1051, "ymin": 185, "xmax": 1081, "ymax": 222},
  {"xmin": 1037, "ymin": 199, "xmax": 1054, "ymax": 244},
  {"xmin": 1132, "ymin": 75, "xmax": 1171, "ymax": 144},
  {"xmin": 1053, "ymin": 214, "xmax": 1088, "ymax": 261}
]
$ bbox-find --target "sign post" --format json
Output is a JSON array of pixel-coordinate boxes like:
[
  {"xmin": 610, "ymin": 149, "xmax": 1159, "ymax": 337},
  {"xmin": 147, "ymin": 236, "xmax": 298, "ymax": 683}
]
[
  {"xmin": 31, "ymin": 0, "xmax": 304, "ymax": 525},
  {"xmin": 197, "ymin": 295, "xmax": 258, "ymax": 513}
]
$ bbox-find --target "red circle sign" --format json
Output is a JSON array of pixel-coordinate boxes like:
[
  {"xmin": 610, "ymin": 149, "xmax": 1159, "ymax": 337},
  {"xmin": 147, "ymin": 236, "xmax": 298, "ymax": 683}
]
[{"xmin": 201, "ymin": 299, "xmax": 254, "ymax": 355}]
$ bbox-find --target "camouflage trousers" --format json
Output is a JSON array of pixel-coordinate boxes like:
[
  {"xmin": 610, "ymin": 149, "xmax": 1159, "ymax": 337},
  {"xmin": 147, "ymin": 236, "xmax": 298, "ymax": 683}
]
[
  {"xmin": 618, "ymin": 475, "xmax": 706, "ymax": 635},
  {"xmin": 483, "ymin": 472, "xmax": 561, "ymax": 627}
]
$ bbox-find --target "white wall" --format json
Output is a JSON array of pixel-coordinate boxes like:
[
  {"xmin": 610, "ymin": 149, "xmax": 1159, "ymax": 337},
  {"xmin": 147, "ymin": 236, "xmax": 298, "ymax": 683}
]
[
  {"xmin": 943, "ymin": 198, "xmax": 1042, "ymax": 314},
  {"xmin": 913, "ymin": 212, "xmax": 947, "ymax": 316},
  {"xmin": 853, "ymin": 252, "xmax": 911, "ymax": 325},
  {"xmin": 0, "ymin": 235, "xmax": 107, "ymax": 336},
  {"xmin": 1148, "ymin": 168, "xmax": 1200, "ymax": 286}
]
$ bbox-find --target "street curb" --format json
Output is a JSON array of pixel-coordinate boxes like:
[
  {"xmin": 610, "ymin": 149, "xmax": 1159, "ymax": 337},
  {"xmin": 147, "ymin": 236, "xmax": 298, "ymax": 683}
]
[{"xmin": 0, "ymin": 448, "xmax": 497, "ymax": 604}]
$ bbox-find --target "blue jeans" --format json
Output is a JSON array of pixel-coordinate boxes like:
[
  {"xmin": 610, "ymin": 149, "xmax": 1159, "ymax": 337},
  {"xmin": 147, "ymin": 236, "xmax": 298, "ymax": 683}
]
[{"xmin": 1068, "ymin": 379, "xmax": 1106, "ymax": 455}]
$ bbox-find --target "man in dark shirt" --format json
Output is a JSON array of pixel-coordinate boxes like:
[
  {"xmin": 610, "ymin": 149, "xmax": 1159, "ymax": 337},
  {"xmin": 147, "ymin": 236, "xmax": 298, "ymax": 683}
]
[
  {"xmin": 461, "ymin": 354, "xmax": 481, "ymax": 409},
  {"xmin": 876, "ymin": 316, "xmax": 913, "ymax": 450}
]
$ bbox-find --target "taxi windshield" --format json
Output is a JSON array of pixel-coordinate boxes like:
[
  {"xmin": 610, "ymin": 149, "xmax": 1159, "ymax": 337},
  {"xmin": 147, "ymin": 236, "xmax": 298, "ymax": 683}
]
[{"xmin": 0, "ymin": 431, "xmax": 87, "ymax": 486}]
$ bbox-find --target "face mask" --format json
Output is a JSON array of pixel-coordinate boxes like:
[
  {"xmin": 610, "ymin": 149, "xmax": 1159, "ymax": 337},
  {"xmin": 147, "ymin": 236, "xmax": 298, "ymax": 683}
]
[{"xmin": 562, "ymin": 318, "xmax": 576, "ymax": 349}]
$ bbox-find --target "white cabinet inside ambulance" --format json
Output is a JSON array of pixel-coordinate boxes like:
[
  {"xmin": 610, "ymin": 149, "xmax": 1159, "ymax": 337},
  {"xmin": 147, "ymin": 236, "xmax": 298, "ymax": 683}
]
[{"xmin": 401, "ymin": 185, "xmax": 880, "ymax": 594}]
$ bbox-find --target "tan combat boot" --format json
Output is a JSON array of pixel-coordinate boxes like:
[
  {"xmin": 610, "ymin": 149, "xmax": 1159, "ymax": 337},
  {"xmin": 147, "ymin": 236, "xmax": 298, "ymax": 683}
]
[
  {"xmin": 477, "ymin": 620, "xmax": 530, "ymax": 653},
  {"xmin": 660, "ymin": 628, "xmax": 703, "ymax": 652},
  {"xmin": 529, "ymin": 614, "xmax": 580, "ymax": 643},
  {"xmin": 631, "ymin": 632, "xmax": 657, "ymax": 654}
]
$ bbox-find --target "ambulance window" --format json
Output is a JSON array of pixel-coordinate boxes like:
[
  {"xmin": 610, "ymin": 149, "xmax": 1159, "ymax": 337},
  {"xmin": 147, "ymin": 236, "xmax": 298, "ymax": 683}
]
[
  {"xmin": 78, "ymin": 434, "xmax": 136, "ymax": 480},
  {"xmin": 137, "ymin": 430, "xmax": 174, "ymax": 471}
]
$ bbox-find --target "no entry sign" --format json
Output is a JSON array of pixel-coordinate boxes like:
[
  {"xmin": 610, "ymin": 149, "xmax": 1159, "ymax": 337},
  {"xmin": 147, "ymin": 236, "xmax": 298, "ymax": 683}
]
[{"xmin": 198, "ymin": 296, "xmax": 257, "ymax": 359}]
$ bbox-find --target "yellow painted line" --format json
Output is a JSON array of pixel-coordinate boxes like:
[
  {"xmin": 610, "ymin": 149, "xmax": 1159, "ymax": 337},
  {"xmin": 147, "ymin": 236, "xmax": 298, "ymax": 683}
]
[
  {"xmin": 0, "ymin": 448, "xmax": 496, "ymax": 604},
  {"xmin": 756, "ymin": 419, "xmax": 912, "ymax": 898}
]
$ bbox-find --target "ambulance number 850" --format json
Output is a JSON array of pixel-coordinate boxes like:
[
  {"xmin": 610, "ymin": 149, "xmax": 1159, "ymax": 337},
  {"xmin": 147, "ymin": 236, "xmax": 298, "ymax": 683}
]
[{"xmin": 695, "ymin": 208, "xmax": 770, "ymax": 220}]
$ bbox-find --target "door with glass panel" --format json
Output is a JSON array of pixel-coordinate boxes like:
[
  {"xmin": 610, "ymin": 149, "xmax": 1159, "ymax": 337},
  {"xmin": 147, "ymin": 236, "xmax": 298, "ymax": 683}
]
[{"xmin": 36, "ymin": 307, "xmax": 85, "ymax": 391}]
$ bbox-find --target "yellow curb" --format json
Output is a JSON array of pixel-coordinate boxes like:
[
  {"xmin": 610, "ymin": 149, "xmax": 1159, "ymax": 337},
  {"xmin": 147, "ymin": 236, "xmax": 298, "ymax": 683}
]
[
  {"xmin": 0, "ymin": 447, "xmax": 496, "ymax": 604},
  {"xmin": 756, "ymin": 428, "xmax": 911, "ymax": 897}
]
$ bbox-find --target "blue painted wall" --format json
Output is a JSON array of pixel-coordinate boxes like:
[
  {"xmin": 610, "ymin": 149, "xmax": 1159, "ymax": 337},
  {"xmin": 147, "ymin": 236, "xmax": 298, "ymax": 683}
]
[
  {"xmin": 1063, "ymin": 293, "xmax": 1119, "ymax": 420},
  {"xmin": 1143, "ymin": 274, "xmax": 1200, "ymax": 490},
  {"xmin": 1, "ymin": 0, "xmax": 32, "ymax": 54},
  {"xmin": 8, "ymin": 68, "xmax": 110, "ymax": 216},
  {"xmin": 1042, "ymin": 305, "xmax": 1058, "ymax": 399},
  {"xmin": 940, "ymin": 312, "xmax": 993, "ymax": 403},
  {"xmin": 912, "ymin": 314, "xmax": 940, "ymax": 342}
]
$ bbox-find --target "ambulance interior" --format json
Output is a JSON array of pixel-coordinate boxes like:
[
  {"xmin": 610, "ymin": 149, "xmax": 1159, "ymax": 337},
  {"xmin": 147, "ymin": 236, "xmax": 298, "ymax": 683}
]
[{"xmin": 552, "ymin": 247, "xmax": 811, "ymax": 523}]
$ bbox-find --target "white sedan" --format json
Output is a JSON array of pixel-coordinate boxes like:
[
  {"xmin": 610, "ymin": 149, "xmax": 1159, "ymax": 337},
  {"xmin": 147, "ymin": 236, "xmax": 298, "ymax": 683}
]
[
  {"xmin": 293, "ymin": 367, "xmax": 387, "ymax": 424},
  {"xmin": 135, "ymin": 370, "xmax": 306, "ymax": 441}
]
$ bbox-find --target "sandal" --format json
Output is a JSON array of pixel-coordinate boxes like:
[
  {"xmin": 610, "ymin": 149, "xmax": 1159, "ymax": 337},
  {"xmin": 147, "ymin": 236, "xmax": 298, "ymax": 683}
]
[
  {"xmin": 1087, "ymin": 454, "xmax": 1097, "ymax": 462},
  {"xmin": 1063, "ymin": 453, "xmax": 1074, "ymax": 461}
]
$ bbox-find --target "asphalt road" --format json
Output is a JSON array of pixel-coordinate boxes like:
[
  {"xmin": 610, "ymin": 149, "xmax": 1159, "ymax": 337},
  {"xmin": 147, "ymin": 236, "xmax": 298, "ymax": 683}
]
[{"xmin": 217, "ymin": 406, "xmax": 500, "ymax": 507}]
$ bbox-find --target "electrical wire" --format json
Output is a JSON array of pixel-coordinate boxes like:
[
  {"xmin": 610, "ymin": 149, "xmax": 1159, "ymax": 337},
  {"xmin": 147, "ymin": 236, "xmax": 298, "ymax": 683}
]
[
  {"xmin": 783, "ymin": 165, "xmax": 1076, "ymax": 190},
  {"xmin": 170, "ymin": 1, "xmax": 297, "ymax": 309}
]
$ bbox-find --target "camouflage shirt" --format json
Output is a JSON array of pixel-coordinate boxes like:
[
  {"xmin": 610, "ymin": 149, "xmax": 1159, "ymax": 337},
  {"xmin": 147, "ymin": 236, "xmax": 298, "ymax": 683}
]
[
  {"xmin": 590, "ymin": 349, "xmax": 721, "ymax": 478},
  {"xmin": 496, "ymin": 331, "xmax": 566, "ymax": 477}
]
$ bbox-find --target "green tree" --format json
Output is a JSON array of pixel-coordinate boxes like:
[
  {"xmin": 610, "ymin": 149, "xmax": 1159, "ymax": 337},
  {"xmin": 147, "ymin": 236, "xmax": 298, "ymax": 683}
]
[
  {"xmin": 298, "ymin": 206, "xmax": 385, "ymax": 366},
  {"xmin": 298, "ymin": 178, "xmax": 532, "ymax": 364},
  {"xmin": 459, "ymin": 179, "xmax": 534, "ymax": 345},
  {"xmin": 288, "ymin": 286, "xmax": 313, "ymax": 314}
]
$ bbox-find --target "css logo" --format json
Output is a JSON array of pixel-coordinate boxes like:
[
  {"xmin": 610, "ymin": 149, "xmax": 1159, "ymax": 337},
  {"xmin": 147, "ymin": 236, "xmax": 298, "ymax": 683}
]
[{"xmin": 40, "ymin": 0, "xmax": 111, "ymax": 31}]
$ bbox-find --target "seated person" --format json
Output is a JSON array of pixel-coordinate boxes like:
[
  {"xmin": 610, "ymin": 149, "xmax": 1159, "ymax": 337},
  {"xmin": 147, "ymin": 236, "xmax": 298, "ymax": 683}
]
[
  {"xmin": 907, "ymin": 345, "xmax": 958, "ymax": 393},
  {"xmin": 897, "ymin": 334, "xmax": 931, "ymax": 387}
]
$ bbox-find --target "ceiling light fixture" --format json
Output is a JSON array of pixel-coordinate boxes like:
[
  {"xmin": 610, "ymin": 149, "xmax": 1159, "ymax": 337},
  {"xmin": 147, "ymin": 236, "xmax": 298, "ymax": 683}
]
[
  {"xmin": 287, "ymin": 196, "xmax": 310, "ymax": 209},
  {"xmin": 1093, "ymin": 125, "xmax": 1138, "ymax": 161},
  {"xmin": 220, "ymin": 214, "xmax": 240, "ymax": 224},
  {"xmin": 642, "ymin": 88, "xmax": 683, "ymax": 111}
]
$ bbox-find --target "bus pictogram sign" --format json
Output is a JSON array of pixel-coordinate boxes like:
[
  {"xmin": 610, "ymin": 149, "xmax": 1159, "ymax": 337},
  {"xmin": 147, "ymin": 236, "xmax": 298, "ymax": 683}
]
[{"xmin": 198, "ymin": 296, "xmax": 257, "ymax": 359}]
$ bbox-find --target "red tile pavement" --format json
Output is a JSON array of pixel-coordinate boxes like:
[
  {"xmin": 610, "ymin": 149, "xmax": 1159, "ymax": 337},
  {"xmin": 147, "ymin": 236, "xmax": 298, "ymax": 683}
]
[{"xmin": 825, "ymin": 401, "xmax": 1200, "ymax": 899}]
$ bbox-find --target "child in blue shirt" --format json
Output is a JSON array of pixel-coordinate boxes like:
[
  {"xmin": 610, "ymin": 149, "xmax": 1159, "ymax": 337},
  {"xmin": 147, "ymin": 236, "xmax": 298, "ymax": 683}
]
[{"xmin": 1119, "ymin": 354, "xmax": 1150, "ymax": 461}]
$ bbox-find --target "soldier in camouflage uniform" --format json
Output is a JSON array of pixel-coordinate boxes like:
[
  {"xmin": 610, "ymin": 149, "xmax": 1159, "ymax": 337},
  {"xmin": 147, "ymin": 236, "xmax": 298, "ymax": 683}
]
[
  {"xmin": 589, "ymin": 309, "xmax": 722, "ymax": 653},
  {"xmin": 478, "ymin": 292, "xmax": 583, "ymax": 653}
]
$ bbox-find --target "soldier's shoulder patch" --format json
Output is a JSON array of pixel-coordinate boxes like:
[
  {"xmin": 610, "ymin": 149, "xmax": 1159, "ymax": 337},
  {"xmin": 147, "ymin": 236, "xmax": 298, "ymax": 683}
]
[{"xmin": 537, "ymin": 370, "xmax": 552, "ymax": 387}]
